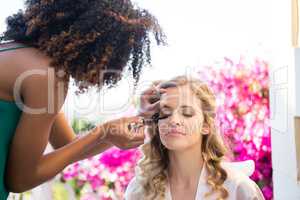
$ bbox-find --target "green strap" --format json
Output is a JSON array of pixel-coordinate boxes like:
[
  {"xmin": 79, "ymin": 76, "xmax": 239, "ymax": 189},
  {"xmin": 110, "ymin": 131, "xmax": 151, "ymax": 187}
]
[{"xmin": 0, "ymin": 44, "xmax": 30, "ymax": 52}]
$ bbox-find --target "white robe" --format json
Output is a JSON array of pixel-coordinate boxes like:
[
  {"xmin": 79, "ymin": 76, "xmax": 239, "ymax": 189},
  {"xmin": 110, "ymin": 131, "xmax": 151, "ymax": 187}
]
[{"xmin": 125, "ymin": 160, "xmax": 265, "ymax": 200}]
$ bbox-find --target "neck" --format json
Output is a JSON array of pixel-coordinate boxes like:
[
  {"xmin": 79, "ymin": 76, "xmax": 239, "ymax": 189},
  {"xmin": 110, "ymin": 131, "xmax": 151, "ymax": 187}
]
[{"xmin": 167, "ymin": 144, "xmax": 204, "ymax": 186}]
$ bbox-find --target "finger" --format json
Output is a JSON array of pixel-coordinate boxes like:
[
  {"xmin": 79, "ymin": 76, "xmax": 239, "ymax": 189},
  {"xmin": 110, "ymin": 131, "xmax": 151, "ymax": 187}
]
[
  {"xmin": 141, "ymin": 85, "xmax": 163, "ymax": 98},
  {"xmin": 139, "ymin": 101, "xmax": 160, "ymax": 116},
  {"xmin": 123, "ymin": 116, "xmax": 145, "ymax": 133},
  {"xmin": 129, "ymin": 132, "xmax": 145, "ymax": 141},
  {"xmin": 138, "ymin": 101, "xmax": 161, "ymax": 119},
  {"xmin": 127, "ymin": 125, "xmax": 146, "ymax": 140},
  {"xmin": 141, "ymin": 86, "xmax": 157, "ymax": 96},
  {"xmin": 128, "ymin": 141, "xmax": 145, "ymax": 148},
  {"xmin": 128, "ymin": 125, "xmax": 145, "ymax": 136},
  {"xmin": 141, "ymin": 92, "xmax": 160, "ymax": 103},
  {"xmin": 127, "ymin": 141, "xmax": 144, "ymax": 149},
  {"xmin": 159, "ymin": 88, "xmax": 167, "ymax": 93},
  {"xmin": 123, "ymin": 115, "xmax": 142, "ymax": 123},
  {"xmin": 146, "ymin": 101, "xmax": 160, "ymax": 112}
]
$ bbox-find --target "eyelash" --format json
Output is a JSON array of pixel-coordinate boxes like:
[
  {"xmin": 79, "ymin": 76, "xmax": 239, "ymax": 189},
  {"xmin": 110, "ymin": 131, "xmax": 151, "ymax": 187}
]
[
  {"xmin": 183, "ymin": 112, "xmax": 194, "ymax": 117},
  {"xmin": 158, "ymin": 110, "xmax": 194, "ymax": 120}
]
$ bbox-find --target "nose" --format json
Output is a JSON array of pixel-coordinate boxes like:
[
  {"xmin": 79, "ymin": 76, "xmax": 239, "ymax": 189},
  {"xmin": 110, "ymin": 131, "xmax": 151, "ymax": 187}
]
[
  {"xmin": 173, "ymin": 121, "xmax": 182, "ymax": 127},
  {"xmin": 167, "ymin": 114, "xmax": 182, "ymax": 127}
]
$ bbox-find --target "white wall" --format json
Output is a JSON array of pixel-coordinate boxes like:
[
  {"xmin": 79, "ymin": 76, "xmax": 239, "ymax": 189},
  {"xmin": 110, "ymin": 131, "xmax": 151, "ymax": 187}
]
[{"xmin": 270, "ymin": 0, "xmax": 300, "ymax": 199}]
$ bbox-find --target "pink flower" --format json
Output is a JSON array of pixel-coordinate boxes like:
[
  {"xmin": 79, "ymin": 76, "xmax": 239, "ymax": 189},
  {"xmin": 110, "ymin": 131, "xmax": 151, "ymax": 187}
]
[{"xmin": 200, "ymin": 57, "xmax": 272, "ymax": 200}]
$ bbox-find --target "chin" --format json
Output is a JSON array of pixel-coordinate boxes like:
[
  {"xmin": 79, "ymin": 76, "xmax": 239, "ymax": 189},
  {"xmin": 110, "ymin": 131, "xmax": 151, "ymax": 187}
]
[
  {"xmin": 160, "ymin": 135, "xmax": 202, "ymax": 152},
  {"xmin": 161, "ymin": 140, "xmax": 192, "ymax": 151}
]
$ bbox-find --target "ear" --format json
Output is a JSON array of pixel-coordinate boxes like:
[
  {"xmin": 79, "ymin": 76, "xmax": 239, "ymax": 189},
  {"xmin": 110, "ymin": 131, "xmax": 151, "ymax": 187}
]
[{"xmin": 201, "ymin": 124, "xmax": 210, "ymax": 135}]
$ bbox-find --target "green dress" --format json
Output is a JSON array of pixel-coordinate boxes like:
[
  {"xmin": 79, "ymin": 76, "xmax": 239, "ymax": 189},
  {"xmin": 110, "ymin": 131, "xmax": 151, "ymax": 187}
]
[{"xmin": 0, "ymin": 44, "xmax": 30, "ymax": 200}]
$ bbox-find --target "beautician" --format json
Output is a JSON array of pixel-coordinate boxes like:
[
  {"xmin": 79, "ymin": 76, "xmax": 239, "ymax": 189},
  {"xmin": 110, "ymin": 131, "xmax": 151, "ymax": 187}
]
[{"xmin": 0, "ymin": 0, "xmax": 165, "ymax": 199}]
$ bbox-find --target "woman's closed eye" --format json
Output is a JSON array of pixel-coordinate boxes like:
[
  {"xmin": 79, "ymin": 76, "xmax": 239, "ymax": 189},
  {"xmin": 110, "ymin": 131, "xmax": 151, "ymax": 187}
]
[
  {"xmin": 157, "ymin": 106, "xmax": 195, "ymax": 120},
  {"xmin": 181, "ymin": 107, "xmax": 195, "ymax": 117}
]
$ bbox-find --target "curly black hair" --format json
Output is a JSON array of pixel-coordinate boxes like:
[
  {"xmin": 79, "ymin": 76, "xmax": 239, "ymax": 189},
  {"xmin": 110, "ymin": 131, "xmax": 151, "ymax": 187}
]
[{"xmin": 1, "ymin": 0, "xmax": 166, "ymax": 93}]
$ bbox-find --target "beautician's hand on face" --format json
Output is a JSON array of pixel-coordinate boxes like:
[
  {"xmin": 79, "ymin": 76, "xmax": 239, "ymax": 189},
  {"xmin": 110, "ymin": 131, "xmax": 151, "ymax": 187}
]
[
  {"xmin": 100, "ymin": 116, "xmax": 145, "ymax": 150},
  {"xmin": 139, "ymin": 84, "xmax": 167, "ymax": 119}
]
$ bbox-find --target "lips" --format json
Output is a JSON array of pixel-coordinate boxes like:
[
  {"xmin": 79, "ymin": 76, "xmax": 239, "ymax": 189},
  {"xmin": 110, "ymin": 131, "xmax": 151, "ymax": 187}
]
[{"xmin": 166, "ymin": 129, "xmax": 186, "ymax": 136}]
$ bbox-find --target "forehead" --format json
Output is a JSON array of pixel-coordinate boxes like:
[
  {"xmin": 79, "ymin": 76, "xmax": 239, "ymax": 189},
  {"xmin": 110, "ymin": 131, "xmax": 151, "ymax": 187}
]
[{"xmin": 160, "ymin": 84, "xmax": 201, "ymax": 109}]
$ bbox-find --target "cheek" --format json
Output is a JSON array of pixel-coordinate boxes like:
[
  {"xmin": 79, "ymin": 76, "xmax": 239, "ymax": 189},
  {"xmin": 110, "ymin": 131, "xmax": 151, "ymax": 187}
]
[
  {"xmin": 157, "ymin": 124, "xmax": 169, "ymax": 147},
  {"xmin": 182, "ymin": 117, "xmax": 203, "ymax": 135},
  {"xmin": 189, "ymin": 129, "xmax": 202, "ymax": 142},
  {"xmin": 158, "ymin": 120, "xmax": 169, "ymax": 135}
]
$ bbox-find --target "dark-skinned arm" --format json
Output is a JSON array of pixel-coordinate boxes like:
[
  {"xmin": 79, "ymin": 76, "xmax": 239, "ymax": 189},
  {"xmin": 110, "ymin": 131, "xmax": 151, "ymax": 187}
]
[
  {"xmin": 5, "ymin": 72, "xmax": 106, "ymax": 193},
  {"xmin": 49, "ymin": 112, "xmax": 113, "ymax": 160}
]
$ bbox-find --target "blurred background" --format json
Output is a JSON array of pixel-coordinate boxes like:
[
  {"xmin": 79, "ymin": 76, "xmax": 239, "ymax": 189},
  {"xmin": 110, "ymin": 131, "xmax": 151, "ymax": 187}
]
[{"xmin": 1, "ymin": 0, "xmax": 294, "ymax": 200}]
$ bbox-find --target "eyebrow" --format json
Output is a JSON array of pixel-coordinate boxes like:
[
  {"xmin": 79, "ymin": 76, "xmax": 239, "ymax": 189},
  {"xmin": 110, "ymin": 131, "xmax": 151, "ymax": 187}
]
[
  {"xmin": 160, "ymin": 104, "xmax": 194, "ymax": 110},
  {"xmin": 180, "ymin": 105, "xmax": 194, "ymax": 109}
]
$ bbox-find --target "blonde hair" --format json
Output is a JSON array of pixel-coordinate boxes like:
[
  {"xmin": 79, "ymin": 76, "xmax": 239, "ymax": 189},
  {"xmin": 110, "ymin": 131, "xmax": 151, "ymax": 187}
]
[{"xmin": 135, "ymin": 75, "xmax": 229, "ymax": 200}]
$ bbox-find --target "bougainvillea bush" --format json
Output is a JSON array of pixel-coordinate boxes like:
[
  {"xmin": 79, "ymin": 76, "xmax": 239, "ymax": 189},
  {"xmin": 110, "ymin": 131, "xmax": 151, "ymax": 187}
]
[
  {"xmin": 58, "ymin": 57, "xmax": 272, "ymax": 200},
  {"xmin": 60, "ymin": 148, "xmax": 141, "ymax": 200},
  {"xmin": 200, "ymin": 57, "xmax": 272, "ymax": 200}
]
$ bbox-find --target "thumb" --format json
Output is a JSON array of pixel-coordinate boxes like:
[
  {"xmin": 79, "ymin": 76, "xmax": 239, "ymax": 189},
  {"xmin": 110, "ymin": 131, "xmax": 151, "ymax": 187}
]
[
  {"xmin": 146, "ymin": 101, "xmax": 160, "ymax": 111},
  {"xmin": 123, "ymin": 115, "xmax": 142, "ymax": 123}
]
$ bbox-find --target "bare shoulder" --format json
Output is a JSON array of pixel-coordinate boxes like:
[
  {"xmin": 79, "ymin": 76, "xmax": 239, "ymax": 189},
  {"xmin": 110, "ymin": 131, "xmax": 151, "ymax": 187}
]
[
  {"xmin": 21, "ymin": 68, "xmax": 67, "ymax": 115},
  {"xmin": 0, "ymin": 45, "xmax": 57, "ymax": 101},
  {"xmin": 0, "ymin": 45, "xmax": 50, "ymax": 70},
  {"xmin": 14, "ymin": 47, "xmax": 52, "ymax": 72},
  {"xmin": 0, "ymin": 44, "xmax": 68, "ymax": 110}
]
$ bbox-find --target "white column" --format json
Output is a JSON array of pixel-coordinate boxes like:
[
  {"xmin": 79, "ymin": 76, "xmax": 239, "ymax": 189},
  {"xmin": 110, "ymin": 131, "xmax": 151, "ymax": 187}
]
[{"xmin": 270, "ymin": 0, "xmax": 300, "ymax": 199}]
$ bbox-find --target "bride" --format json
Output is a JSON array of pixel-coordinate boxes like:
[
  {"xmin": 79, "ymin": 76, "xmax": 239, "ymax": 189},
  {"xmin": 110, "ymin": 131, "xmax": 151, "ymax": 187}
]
[{"xmin": 125, "ymin": 75, "xmax": 265, "ymax": 200}]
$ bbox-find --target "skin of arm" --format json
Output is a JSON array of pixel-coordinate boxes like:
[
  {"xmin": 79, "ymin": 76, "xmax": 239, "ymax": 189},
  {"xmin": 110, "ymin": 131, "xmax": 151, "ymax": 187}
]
[
  {"xmin": 49, "ymin": 112, "xmax": 113, "ymax": 160},
  {"xmin": 4, "ymin": 69, "xmax": 108, "ymax": 193}
]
